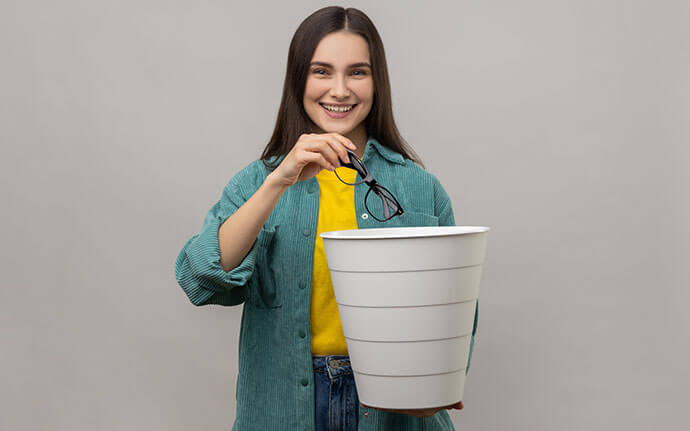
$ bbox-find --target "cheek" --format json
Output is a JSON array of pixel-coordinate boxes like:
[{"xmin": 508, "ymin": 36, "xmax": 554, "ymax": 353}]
[
  {"xmin": 351, "ymin": 81, "xmax": 374, "ymax": 104},
  {"xmin": 304, "ymin": 79, "xmax": 327, "ymax": 100}
]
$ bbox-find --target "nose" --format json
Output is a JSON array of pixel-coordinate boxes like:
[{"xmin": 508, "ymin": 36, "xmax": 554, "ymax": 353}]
[{"xmin": 329, "ymin": 73, "xmax": 350, "ymax": 99}]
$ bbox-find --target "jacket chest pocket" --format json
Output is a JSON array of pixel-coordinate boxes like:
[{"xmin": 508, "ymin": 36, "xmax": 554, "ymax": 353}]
[
  {"xmin": 390, "ymin": 210, "xmax": 440, "ymax": 227},
  {"xmin": 248, "ymin": 225, "xmax": 282, "ymax": 309}
]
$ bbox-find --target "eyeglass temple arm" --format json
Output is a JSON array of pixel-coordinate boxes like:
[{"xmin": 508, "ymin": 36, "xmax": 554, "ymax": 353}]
[
  {"xmin": 344, "ymin": 150, "xmax": 404, "ymax": 219},
  {"xmin": 341, "ymin": 155, "xmax": 376, "ymax": 185},
  {"xmin": 366, "ymin": 184, "xmax": 405, "ymax": 219}
]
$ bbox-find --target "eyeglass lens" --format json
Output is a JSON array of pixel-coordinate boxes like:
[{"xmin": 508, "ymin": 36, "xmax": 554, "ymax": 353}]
[{"xmin": 366, "ymin": 186, "xmax": 401, "ymax": 221}]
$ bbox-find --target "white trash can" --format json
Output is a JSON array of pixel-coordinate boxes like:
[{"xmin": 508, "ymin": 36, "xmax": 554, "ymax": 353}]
[{"xmin": 320, "ymin": 226, "xmax": 490, "ymax": 409}]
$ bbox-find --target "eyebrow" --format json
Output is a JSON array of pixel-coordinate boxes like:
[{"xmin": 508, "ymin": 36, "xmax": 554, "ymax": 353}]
[{"xmin": 310, "ymin": 61, "xmax": 372, "ymax": 69}]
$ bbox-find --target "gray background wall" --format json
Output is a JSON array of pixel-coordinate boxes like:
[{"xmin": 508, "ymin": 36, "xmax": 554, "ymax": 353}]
[{"xmin": 1, "ymin": 0, "xmax": 688, "ymax": 429}]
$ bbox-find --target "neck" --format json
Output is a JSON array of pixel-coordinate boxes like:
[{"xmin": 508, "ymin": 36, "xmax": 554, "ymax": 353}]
[{"xmin": 343, "ymin": 124, "xmax": 368, "ymax": 160}]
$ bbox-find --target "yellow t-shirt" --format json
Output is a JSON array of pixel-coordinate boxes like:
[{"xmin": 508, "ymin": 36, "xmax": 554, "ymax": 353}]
[{"xmin": 310, "ymin": 166, "xmax": 358, "ymax": 355}]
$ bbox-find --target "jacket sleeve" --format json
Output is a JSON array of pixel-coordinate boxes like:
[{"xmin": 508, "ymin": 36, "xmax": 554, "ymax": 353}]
[
  {"xmin": 175, "ymin": 160, "xmax": 265, "ymax": 306},
  {"xmin": 432, "ymin": 174, "xmax": 478, "ymax": 375}
]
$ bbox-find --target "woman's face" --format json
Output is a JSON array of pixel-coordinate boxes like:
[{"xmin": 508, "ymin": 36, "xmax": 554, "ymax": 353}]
[{"xmin": 303, "ymin": 31, "xmax": 374, "ymax": 137}]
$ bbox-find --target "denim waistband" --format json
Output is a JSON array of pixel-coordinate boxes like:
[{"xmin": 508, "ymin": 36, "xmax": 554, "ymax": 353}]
[{"xmin": 312, "ymin": 355, "xmax": 352, "ymax": 378}]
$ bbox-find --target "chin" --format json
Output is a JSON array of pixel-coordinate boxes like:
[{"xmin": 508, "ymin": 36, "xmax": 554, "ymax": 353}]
[{"xmin": 318, "ymin": 124, "xmax": 352, "ymax": 135}]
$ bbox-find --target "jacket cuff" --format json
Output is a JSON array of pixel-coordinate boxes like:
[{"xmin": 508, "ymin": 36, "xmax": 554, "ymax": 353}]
[
  {"xmin": 177, "ymin": 215, "xmax": 261, "ymax": 303},
  {"xmin": 189, "ymin": 215, "xmax": 261, "ymax": 288}
]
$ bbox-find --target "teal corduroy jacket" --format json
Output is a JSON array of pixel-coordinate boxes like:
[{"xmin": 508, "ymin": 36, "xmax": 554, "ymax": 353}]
[{"xmin": 175, "ymin": 137, "xmax": 478, "ymax": 430}]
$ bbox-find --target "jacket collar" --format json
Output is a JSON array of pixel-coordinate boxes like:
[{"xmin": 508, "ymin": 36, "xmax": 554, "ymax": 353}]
[{"xmin": 361, "ymin": 136, "xmax": 405, "ymax": 165}]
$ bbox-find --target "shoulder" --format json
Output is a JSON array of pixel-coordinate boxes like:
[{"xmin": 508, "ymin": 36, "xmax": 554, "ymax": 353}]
[
  {"xmin": 374, "ymin": 141, "xmax": 437, "ymax": 184},
  {"xmin": 398, "ymin": 159, "xmax": 452, "ymax": 213},
  {"xmin": 393, "ymin": 157, "xmax": 449, "ymax": 203},
  {"xmin": 394, "ymin": 158, "xmax": 443, "ymax": 189},
  {"xmin": 223, "ymin": 159, "xmax": 270, "ymax": 195}
]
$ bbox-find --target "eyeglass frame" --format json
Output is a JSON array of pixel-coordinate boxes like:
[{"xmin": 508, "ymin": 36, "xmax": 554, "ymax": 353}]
[{"xmin": 332, "ymin": 148, "xmax": 405, "ymax": 222}]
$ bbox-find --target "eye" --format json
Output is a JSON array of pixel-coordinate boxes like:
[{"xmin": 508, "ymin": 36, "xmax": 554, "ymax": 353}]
[
  {"xmin": 352, "ymin": 70, "xmax": 367, "ymax": 76},
  {"xmin": 313, "ymin": 68, "xmax": 328, "ymax": 75}
]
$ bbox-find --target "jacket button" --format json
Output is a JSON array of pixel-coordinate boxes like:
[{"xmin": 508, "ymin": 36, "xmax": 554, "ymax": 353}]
[
  {"xmin": 361, "ymin": 213, "xmax": 368, "ymax": 219},
  {"xmin": 303, "ymin": 229, "xmax": 311, "ymax": 236},
  {"xmin": 308, "ymin": 185, "xmax": 315, "ymax": 193},
  {"xmin": 298, "ymin": 329, "xmax": 306, "ymax": 339},
  {"xmin": 301, "ymin": 378, "xmax": 309, "ymax": 387},
  {"xmin": 298, "ymin": 281, "xmax": 306, "ymax": 290}
]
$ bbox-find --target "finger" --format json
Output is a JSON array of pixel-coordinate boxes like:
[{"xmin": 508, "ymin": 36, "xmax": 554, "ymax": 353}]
[
  {"xmin": 302, "ymin": 137, "xmax": 341, "ymax": 168},
  {"xmin": 408, "ymin": 410, "xmax": 437, "ymax": 418},
  {"xmin": 316, "ymin": 138, "xmax": 344, "ymax": 168},
  {"xmin": 294, "ymin": 133, "xmax": 315, "ymax": 151},
  {"xmin": 323, "ymin": 136, "xmax": 351, "ymax": 166},
  {"xmin": 369, "ymin": 407, "xmax": 438, "ymax": 418},
  {"xmin": 447, "ymin": 401, "xmax": 463, "ymax": 409},
  {"xmin": 328, "ymin": 132, "xmax": 357, "ymax": 151},
  {"xmin": 327, "ymin": 133, "xmax": 357, "ymax": 163},
  {"xmin": 300, "ymin": 150, "xmax": 335, "ymax": 171}
]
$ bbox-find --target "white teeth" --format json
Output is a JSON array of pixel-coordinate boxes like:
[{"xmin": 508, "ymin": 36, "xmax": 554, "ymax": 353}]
[{"xmin": 322, "ymin": 104, "xmax": 354, "ymax": 112}]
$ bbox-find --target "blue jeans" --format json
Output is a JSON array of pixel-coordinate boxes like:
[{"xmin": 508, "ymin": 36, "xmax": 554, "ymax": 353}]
[{"xmin": 313, "ymin": 355, "xmax": 360, "ymax": 431}]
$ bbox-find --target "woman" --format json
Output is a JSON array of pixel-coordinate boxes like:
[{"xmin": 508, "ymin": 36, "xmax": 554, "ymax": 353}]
[{"xmin": 175, "ymin": 6, "xmax": 476, "ymax": 431}]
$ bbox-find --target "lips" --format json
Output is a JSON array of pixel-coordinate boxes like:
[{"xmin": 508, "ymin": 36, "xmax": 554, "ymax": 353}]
[{"xmin": 320, "ymin": 103, "xmax": 357, "ymax": 119}]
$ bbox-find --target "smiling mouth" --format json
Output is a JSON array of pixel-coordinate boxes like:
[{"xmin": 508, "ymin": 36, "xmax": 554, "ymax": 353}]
[{"xmin": 320, "ymin": 103, "xmax": 357, "ymax": 113}]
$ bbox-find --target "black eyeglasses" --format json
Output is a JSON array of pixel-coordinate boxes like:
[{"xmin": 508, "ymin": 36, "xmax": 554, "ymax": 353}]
[{"xmin": 333, "ymin": 148, "xmax": 405, "ymax": 222}]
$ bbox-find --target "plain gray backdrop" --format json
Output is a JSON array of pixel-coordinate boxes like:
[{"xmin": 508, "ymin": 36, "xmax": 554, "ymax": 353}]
[{"xmin": 1, "ymin": 0, "xmax": 688, "ymax": 429}]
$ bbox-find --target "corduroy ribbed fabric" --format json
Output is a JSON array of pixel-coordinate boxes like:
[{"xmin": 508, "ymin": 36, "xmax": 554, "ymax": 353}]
[{"xmin": 175, "ymin": 137, "xmax": 477, "ymax": 431}]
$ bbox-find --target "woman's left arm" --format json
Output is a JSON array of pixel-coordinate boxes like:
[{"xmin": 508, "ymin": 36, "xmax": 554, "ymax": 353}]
[
  {"xmin": 362, "ymin": 175, "xmax": 478, "ymax": 418},
  {"xmin": 432, "ymin": 174, "xmax": 477, "ymax": 376},
  {"xmin": 432, "ymin": 174, "xmax": 456, "ymax": 227}
]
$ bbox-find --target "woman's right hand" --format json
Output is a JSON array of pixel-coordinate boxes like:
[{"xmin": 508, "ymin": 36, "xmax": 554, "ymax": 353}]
[{"xmin": 268, "ymin": 133, "xmax": 358, "ymax": 187}]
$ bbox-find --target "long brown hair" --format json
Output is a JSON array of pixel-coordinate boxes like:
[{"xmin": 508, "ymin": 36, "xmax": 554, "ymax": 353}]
[{"xmin": 260, "ymin": 6, "xmax": 425, "ymax": 170}]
